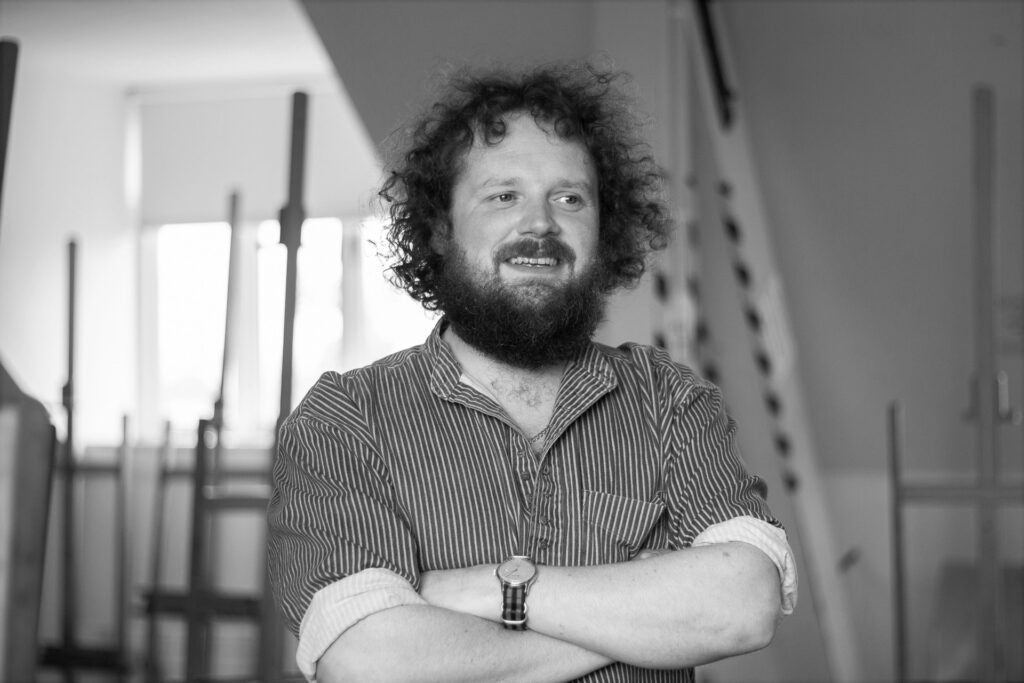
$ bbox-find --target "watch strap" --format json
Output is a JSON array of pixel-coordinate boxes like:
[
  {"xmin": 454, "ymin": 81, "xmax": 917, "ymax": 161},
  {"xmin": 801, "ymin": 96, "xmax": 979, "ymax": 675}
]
[{"xmin": 500, "ymin": 581, "xmax": 529, "ymax": 630}]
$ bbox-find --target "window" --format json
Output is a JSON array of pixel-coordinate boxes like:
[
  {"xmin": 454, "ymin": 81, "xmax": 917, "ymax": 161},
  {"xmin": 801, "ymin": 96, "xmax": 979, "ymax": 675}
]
[{"xmin": 152, "ymin": 216, "xmax": 435, "ymax": 442}]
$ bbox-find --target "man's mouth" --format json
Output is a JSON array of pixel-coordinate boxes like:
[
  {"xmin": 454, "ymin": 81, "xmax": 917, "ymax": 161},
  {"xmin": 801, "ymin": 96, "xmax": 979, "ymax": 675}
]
[
  {"xmin": 497, "ymin": 238, "xmax": 574, "ymax": 271},
  {"xmin": 507, "ymin": 256, "xmax": 559, "ymax": 267}
]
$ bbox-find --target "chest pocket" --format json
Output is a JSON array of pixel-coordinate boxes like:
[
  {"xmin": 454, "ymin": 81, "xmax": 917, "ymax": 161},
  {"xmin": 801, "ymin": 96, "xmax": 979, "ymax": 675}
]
[{"xmin": 582, "ymin": 490, "xmax": 666, "ymax": 562}]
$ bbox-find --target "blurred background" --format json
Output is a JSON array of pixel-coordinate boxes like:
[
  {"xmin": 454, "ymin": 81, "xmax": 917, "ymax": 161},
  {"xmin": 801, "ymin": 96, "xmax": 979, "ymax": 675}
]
[{"xmin": 0, "ymin": 1, "xmax": 1021, "ymax": 681}]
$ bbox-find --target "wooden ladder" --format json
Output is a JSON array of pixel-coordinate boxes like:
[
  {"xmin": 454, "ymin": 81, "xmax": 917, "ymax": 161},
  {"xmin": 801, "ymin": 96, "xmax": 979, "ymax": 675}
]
[{"xmin": 673, "ymin": 2, "xmax": 863, "ymax": 679}]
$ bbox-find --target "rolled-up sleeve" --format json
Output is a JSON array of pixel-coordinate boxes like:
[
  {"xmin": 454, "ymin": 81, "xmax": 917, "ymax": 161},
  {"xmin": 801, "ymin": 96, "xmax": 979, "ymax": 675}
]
[
  {"xmin": 660, "ymin": 379, "xmax": 796, "ymax": 613},
  {"xmin": 267, "ymin": 383, "xmax": 422, "ymax": 669},
  {"xmin": 295, "ymin": 568, "xmax": 427, "ymax": 680},
  {"xmin": 693, "ymin": 516, "xmax": 798, "ymax": 614}
]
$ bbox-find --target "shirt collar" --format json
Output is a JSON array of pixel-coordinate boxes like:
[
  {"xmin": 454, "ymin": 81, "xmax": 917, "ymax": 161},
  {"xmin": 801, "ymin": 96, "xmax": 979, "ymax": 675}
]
[
  {"xmin": 426, "ymin": 317, "xmax": 464, "ymax": 399},
  {"xmin": 426, "ymin": 316, "xmax": 618, "ymax": 405}
]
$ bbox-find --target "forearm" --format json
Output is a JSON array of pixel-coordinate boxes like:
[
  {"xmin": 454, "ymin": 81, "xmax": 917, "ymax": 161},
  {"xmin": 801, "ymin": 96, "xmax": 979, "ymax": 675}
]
[
  {"xmin": 422, "ymin": 542, "xmax": 782, "ymax": 669},
  {"xmin": 317, "ymin": 603, "xmax": 611, "ymax": 683},
  {"xmin": 531, "ymin": 542, "xmax": 781, "ymax": 666}
]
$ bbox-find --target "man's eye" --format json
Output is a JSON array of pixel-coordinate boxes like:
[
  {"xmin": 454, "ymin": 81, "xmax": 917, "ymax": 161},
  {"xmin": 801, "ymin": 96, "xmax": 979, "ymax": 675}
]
[
  {"xmin": 556, "ymin": 194, "xmax": 582, "ymax": 206},
  {"xmin": 493, "ymin": 192, "xmax": 515, "ymax": 202}
]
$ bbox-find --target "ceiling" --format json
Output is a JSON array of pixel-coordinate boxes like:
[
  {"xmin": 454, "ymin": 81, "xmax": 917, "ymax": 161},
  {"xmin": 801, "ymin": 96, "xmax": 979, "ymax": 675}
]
[{"xmin": 0, "ymin": 0, "xmax": 333, "ymax": 87}]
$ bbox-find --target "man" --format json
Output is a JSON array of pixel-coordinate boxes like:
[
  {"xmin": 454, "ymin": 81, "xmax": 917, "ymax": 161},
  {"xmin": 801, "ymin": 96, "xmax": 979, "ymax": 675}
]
[{"xmin": 268, "ymin": 62, "xmax": 797, "ymax": 682}]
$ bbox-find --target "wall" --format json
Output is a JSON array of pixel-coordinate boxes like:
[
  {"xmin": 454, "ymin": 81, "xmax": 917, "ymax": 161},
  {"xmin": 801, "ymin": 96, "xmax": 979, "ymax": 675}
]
[
  {"xmin": 138, "ymin": 82, "xmax": 381, "ymax": 226},
  {"xmin": 0, "ymin": 65, "xmax": 135, "ymax": 447},
  {"xmin": 589, "ymin": 0, "xmax": 671, "ymax": 350},
  {"xmin": 719, "ymin": 2, "xmax": 1024, "ymax": 680}
]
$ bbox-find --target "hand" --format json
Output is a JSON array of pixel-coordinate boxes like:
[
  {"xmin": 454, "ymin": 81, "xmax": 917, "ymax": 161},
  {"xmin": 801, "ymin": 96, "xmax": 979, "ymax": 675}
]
[{"xmin": 420, "ymin": 565, "xmax": 500, "ymax": 623}]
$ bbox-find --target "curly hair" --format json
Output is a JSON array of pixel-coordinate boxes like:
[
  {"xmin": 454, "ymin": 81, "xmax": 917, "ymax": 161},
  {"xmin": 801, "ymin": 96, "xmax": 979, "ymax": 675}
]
[{"xmin": 379, "ymin": 62, "xmax": 673, "ymax": 311}]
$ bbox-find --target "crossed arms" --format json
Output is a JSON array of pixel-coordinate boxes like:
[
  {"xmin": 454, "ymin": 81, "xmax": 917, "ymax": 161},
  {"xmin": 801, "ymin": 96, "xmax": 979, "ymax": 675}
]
[{"xmin": 317, "ymin": 540, "xmax": 784, "ymax": 682}]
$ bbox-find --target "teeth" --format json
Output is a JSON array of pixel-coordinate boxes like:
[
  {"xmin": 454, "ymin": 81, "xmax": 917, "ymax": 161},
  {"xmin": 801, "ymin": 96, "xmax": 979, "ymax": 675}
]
[{"xmin": 509, "ymin": 256, "xmax": 558, "ymax": 266}]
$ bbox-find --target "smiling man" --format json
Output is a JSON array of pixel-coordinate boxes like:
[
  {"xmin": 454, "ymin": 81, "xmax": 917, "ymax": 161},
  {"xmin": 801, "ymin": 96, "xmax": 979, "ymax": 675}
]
[{"xmin": 267, "ymin": 63, "xmax": 797, "ymax": 683}]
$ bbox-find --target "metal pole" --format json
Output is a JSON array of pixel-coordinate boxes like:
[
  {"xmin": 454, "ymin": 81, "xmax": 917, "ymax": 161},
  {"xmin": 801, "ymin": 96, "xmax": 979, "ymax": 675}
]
[
  {"xmin": 0, "ymin": 39, "xmax": 18, "ymax": 242},
  {"xmin": 144, "ymin": 421, "xmax": 172, "ymax": 683},
  {"xmin": 263, "ymin": 89, "xmax": 308, "ymax": 682},
  {"xmin": 185, "ymin": 419, "xmax": 212, "ymax": 683},
  {"xmin": 60, "ymin": 239, "xmax": 78, "ymax": 683},
  {"xmin": 887, "ymin": 401, "xmax": 907, "ymax": 683},
  {"xmin": 214, "ymin": 190, "xmax": 241, "ymax": 434},
  {"xmin": 115, "ymin": 414, "xmax": 130, "ymax": 682},
  {"xmin": 971, "ymin": 84, "xmax": 1001, "ymax": 683},
  {"xmin": 0, "ymin": 39, "xmax": 18, "ymax": 238},
  {"xmin": 276, "ymin": 92, "xmax": 307, "ymax": 433}
]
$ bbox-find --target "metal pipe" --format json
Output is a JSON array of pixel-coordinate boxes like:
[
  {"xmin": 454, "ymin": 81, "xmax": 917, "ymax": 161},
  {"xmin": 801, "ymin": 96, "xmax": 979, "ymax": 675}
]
[
  {"xmin": 185, "ymin": 419, "xmax": 212, "ymax": 682},
  {"xmin": 276, "ymin": 91, "xmax": 308, "ymax": 433},
  {"xmin": 972, "ymin": 84, "xmax": 1001, "ymax": 683},
  {"xmin": 115, "ymin": 415, "xmax": 130, "ymax": 682},
  {"xmin": 263, "ymin": 89, "xmax": 308, "ymax": 683},
  {"xmin": 0, "ymin": 40, "xmax": 18, "ymax": 239},
  {"xmin": 888, "ymin": 401, "xmax": 907, "ymax": 683},
  {"xmin": 144, "ymin": 421, "xmax": 172, "ymax": 683},
  {"xmin": 60, "ymin": 239, "xmax": 78, "ymax": 683}
]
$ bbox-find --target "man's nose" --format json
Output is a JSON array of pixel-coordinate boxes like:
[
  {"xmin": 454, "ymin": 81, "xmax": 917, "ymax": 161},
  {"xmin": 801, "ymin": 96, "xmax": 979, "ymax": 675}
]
[{"xmin": 518, "ymin": 198, "xmax": 560, "ymax": 236}]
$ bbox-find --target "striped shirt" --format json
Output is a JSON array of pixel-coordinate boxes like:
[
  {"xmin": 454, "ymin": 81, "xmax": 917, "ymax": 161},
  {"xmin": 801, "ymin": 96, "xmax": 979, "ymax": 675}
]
[{"xmin": 268, "ymin": 320, "xmax": 791, "ymax": 682}]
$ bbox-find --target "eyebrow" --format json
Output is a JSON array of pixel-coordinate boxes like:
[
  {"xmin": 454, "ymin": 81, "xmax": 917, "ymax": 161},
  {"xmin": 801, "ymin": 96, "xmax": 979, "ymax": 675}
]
[{"xmin": 477, "ymin": 177, "xmax": 595, "ymax": 194}]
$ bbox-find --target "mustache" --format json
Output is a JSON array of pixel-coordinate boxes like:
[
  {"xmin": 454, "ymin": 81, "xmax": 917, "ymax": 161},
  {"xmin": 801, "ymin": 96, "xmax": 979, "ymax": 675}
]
[{"xmin": 493, "ymin": 237, "xmax": 576, "ymax": 264}]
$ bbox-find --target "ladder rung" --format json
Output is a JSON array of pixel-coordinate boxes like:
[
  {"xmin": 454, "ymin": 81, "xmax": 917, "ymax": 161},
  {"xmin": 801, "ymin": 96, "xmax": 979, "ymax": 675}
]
[
  {"xmin": 145, "ymin": 589, "xmax": 261, "ymax": 619},
  {"xmin": 202, "ymin": 486, "xmax": 270, "ymax": 509},
  {"xmin": 899, "ymin": 482, "xmax": 1024, "ymax": 503},
  {"xmin": 38, "ymin": 644, "xmax": 127, "ymax": 671},
  {"xmin": 164, "ymin": 465, "xmax": 271, "ymax": 481},
  {"xmin": 67, "ymin": 461, "xmax": 121, "ymax": 476}
]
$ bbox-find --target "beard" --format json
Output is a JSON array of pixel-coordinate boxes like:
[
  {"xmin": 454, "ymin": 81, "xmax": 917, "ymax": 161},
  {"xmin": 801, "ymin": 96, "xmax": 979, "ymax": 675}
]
[{"xmin": 433, "ymin": 239, "xmax": 610, "ymax": 369}]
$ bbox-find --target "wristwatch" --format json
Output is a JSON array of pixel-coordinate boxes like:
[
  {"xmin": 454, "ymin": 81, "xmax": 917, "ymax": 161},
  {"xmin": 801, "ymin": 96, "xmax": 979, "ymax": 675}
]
[{"xmin": 495, "ymin": 555, "xmax": 538, "ymax": 630}]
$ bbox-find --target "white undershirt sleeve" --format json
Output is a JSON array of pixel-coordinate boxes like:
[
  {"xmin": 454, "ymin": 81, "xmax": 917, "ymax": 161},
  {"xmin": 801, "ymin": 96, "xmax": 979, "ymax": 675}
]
[
  {"xmin": 296, "ymin": 567, "xmax": 427, "ymax": 681},
  {"xmin": 692, "ymin": 515, "xmax": 798, "ymax": 615}
]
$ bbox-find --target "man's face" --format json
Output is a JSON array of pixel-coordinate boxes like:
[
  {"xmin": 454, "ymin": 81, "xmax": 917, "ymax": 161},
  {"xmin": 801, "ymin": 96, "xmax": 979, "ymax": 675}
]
[
  {"xmin": 433, "ymin": 113, "xmax": 607, "ymax": 368},
  {"xmin": 446, "ymin": 113, "xmax": 600, "ymax": 301}
]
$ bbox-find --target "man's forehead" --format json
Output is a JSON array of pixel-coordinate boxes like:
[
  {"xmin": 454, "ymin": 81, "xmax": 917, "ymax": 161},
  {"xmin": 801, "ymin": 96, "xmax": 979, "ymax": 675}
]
[
  {"xmin": 461, "ymin": 115, "xmax": 593, "ymax": 166},
  {"xmin": 470, "ymin": 112, "xmax": 569, "ymax": 144}
]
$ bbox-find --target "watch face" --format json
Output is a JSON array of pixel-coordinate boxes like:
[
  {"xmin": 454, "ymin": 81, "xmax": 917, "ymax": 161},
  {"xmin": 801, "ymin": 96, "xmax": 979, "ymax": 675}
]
[{"xmin": 497, "ymin": 557, "xmax": 537, "ymax": 586}]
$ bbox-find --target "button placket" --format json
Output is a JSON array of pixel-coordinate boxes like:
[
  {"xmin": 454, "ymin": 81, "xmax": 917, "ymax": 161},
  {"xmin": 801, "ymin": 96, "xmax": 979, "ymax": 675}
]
[{"xmin": 528, "ymin": 450, "xmax": 559, "ymax": 561}]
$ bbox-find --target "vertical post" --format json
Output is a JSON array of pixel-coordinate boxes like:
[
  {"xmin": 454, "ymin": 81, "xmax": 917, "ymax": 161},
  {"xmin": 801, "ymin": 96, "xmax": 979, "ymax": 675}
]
[
  {"xmin": 264, "ymin": 89, "xmax": 308, "ymax": 682},
  {"xmin": 0, "ymin": 39, "xmax": 18, "ymax": 236},
  {"xmin": 145, "ymin": 421, "xmax": 172, "ymax": 683},
  {"xmin": 115, "ymin": 414, "xmax": 130, "ymax": 682},
  {"xmin": 693, "ymin": 0, "xmax": 733, "ymax": 129},
  {"xmin": 887, "ymin": 402, "xmax": 907, "ymax": 683},
  {"xmin": 687, "ymin": 4, "xmax": 861, "ymax": 674},
  {"xmin": 971, "ymin": 84, "xmax": 1000, "ymax": 683},
  {"xmin": 185, "ymin": 419, "xmax": 212, "ymax": 683},
  {"xmin": 214, "ymin": 190, "xmax": 241, "ymax": 434},
  {"xmin": 277, "ymin": 92, "xmax": 308, "ymax": 433},
  {"xmin": 60, "ymin": 239, "xmax": 78, "ymax": 683}
]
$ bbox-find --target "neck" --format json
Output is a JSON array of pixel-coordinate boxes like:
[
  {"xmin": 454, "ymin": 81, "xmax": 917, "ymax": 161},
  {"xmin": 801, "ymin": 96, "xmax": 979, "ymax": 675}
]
[{"xmin": 442, "ymin": 324, "xmax": 566, "ymax": 411}]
